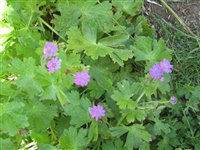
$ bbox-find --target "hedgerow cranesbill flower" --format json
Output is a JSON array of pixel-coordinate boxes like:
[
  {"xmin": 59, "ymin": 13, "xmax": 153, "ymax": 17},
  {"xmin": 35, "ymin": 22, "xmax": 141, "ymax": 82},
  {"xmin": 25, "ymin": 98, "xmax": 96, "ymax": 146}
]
[
  {"xmin": 170, "ymin": 96, "xmax": 177, "ymax": 105},
  {"xmin": 43, "ymin": 42, "xmax": 58, "ymax": 58},
  {"xmin": 149, "ymin": 58, "xmax": 173, "ymax": 80},
  {"xmin": 149, "ymin": 63, "xmax": 163, "ymax": 79},
  {"xmin": 90, "ymin": 105, "xmax": 105, "ymax": 121},
  {"xmin": 47, "ymin": 57, "xmax": 61, "ymax": 73},
  {"xmin": 160, "ymin": 59, "xmax": 173, "ymax": 74},
  {"xmin": 74, "ymin": 71, "xmax": 90, "ymax": 87}
]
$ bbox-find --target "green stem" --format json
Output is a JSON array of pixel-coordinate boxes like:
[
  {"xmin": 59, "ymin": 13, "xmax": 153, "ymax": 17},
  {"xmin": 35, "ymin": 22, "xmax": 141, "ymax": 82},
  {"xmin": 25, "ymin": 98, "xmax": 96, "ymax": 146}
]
[
  {"xmin": 182, "ymin": 108, "xmax": 194, "ymax": 138},
  {"xmin": 117, "ymin": 115, "xmax": 126, "ymax": 126},
  {"xmin": 136, "ymin": 91, "xmax": 145, "ymax": 103},
  {"xmin": 26, "ymin": 11, "xmax": 34, "ymax": 29},
  {"xmin": 97, "ymin": 0, "xmax": 134, "ymax": 41},
  {"xmin": 80, "ymin": 88, "xmax": 88, "ymax": 95},
  {"xmin": 161, "ymin": 18, "xmax": 200, "ymax": 40},
  {"xmin": 50, "ymin": 127, "xmax": 57, "ymax": 141},
  {"xmin": 39, "ymin": 17, "xmax": 67, "ymax": 42}
]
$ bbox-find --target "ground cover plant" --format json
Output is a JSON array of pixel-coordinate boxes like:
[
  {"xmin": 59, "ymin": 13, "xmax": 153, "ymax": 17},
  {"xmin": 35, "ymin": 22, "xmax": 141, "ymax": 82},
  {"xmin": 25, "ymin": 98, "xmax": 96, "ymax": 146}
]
[{"xmin": 0, "ymin": 0, "xmax": 200, "ymax": 149}]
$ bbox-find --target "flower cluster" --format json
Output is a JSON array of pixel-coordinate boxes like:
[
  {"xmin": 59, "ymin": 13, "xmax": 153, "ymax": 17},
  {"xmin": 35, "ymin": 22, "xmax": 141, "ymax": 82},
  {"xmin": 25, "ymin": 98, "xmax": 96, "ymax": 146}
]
[
  {"xmin": 149, "ymin": 58, "xmax": 173, "ymax": 81},
  {"xmin": 74, "ymin": 70, "xmax": 90, "ymax": 87},
  {"xmin": 43, "ymin": 42, "xmax": 61, "ymax": 73},
  {"xmin": 90, "ymin": 105, "xmax": 105, "ymax": 121}
]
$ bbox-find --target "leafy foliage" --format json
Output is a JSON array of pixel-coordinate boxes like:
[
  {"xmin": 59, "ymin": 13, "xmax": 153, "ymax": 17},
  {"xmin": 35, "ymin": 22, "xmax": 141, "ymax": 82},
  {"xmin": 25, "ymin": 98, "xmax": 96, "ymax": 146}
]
[
  {"xmin": 1, "ymin": 0, "xmax": 199, "ymax": 149},
  {"xmin": 63, "ymin": 91, "xmax": 91, "ymax": 127},
  {"xmin": 59, "ymin": 127, "xmax": 88, "ymax": 150},
  {"xmin": 0, "ymin": 102, "xmax": 29, "ymax": 136}
]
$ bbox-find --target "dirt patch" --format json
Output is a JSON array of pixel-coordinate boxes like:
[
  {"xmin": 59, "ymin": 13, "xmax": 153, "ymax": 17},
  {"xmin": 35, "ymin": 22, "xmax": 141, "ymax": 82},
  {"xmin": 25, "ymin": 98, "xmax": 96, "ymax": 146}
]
[{"xmin": 144, "ymin": 0, "xmax": 200, "ymax": 35}]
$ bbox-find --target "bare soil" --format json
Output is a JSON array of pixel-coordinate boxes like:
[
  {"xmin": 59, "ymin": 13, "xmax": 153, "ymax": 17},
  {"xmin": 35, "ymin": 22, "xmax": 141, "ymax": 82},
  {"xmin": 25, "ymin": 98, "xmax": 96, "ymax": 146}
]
[{"xmin": 144, "ymin": 0, "xmax": 200, "ymax": 35}]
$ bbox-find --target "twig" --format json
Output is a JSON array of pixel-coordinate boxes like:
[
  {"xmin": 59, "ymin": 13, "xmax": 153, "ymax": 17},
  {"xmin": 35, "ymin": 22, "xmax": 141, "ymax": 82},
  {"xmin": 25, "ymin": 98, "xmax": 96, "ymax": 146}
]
[
  {"xmin": 159, "ymin": 0, "xmax": 196, "ymax": 38},
  {"xmin": 160, "ymin": 0, "xmax": 200, "ymax": 46},
  {"xmin": 161, "ymin": 18, "xmax": 200, "ymax": 40},
  {"xmin": 146, "ymin": 0, "xmax": 163, "ymax": 7}
]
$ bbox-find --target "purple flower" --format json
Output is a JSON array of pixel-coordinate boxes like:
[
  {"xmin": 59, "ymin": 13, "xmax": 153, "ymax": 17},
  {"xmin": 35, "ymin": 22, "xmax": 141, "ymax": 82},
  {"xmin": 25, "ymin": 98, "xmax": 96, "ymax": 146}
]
[
  {"xmin": 160, "ymin": 77, "xmax": 165, "ymax": 81},
  {"xmin": 170, "ymin": 96, "xmax": 177, "ymax": 105},
  {"xmin": 160, "ymin": 59, "xmax": 173, "ymax": 74},
  {"xmin": 149, "ymin": 63, "xmax": 163, "ymax": 79},
  {"xmin": 43, "ymin": 42, "xmax": 58, "ymax": 58},
  {"xmin": 90, "ymin": 105, "xmax": 105, "ymax": 121},
  {"xmin": 47, "ymin": 57, "xmax": 61, "ymax": 73},
  {"xmin": 74, "ymin": 71, "xmax": 90, "ymax": 87}
]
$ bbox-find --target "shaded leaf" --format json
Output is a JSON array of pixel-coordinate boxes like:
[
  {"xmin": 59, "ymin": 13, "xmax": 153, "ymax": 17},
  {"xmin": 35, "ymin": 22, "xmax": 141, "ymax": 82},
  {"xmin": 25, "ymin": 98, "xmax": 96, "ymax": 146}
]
[
  {"xmin": 0, "ymin": 102, "xmax": 29, "ymax": 136},
  {"xmin": 63, "ymin": 91, "xmax": 91, "ymax": 127},
  {"xmin": 27, "ymin": 102, "xmax": 58, "ymax": 132},
  {"xmin": 125, "ymin": 124, "xmax": 151, "ymax": 149},
  {"xmin": 59, "ymin": 127, "xmax": 88, "ymax": 150}
]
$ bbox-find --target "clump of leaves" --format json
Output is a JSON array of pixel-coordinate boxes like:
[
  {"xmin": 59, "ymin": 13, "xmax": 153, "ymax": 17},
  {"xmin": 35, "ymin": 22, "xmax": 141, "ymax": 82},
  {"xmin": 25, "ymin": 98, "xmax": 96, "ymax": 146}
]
[{"xmin": 1, "ymin": 0, "xmax": 200, "ymax": 150}]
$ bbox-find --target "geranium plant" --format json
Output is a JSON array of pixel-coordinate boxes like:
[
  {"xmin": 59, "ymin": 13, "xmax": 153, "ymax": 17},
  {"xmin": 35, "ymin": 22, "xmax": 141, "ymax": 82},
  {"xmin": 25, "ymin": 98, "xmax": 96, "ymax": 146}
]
[{"xmin": 1, "ymin": 0, "xmax": 199, "ymax": 150}]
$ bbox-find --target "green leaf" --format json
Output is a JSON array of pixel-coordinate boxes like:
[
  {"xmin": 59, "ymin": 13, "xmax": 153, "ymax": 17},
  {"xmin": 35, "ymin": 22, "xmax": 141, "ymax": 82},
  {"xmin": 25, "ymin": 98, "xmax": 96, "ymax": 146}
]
[
  {"xmin": 110, "ymin": 126, "xmax": 127, "ymax": 137},
  {"xmin": 99, "ymin": 34, "xmax": 129, "ymax": 47},
  {"xmin": 139, "ymin": 142, "xmax": 150, "ymax": 150},
  {"xmin": 40, "ymin": 84, "xmax": 69, "ymax": 106},
  {"xmin": 10, "ymin": 57, "xmax": 35, "ymax": 76},
  {"xmin": 31, "ymin": 131, "xmax": 50, "ymax": 144},
  {"xmin": 63, "ymin": 91, "xmax": 91, "ymax": 127},
  {"xmin": 67, "ymin": 27, "xmax": 112, "ymax": 59},
  {"xmin": 10, "ymin": 58, "xmax": 43, "ymax": 97},
  {"xmin": 88, "ymin": 121, "xmax": 98, "ymax": 142},
  {"xmin": 111, "ymin": 80, "xmax": 139, "ymax": 109},
  {"xmin": 40, "ymin": 85, "xmax": 58, "ymax": 101},
  {"xmin": 0, "ymin": 102, "xmax": 29, "ymax": 136},
  {"xmin": 54, "ymin": 1, "xmax": 81, "ymax": 36},
  {"xmin": 88, "ymin": 80, "xmax": 105, "ymax": 99},
  {"xmin": 38, "ymin": 144, "xmax": 59, "ymax": 150},
  {"xmin": 152, "ymin": 120, "xmax": 171, "ymax": 136},
  {"xmin": 0, "ymin": 138, "xmax": 16, "ymax": 150},
  {"xmin": 65, "ymin": 53, "xmax": 81, "ymax": 69},
  {"xmin": 102, "ymin": 139, "xmax": 128, "ymax": 150},
  {"xmin": 132, "ymin": 37, "xmax": 172, "ymax": 62},
  {"xmin": 195, "ymin": 143, "xmax": 200, "ymax": 150},
  {"xmin": 27, "ymin": 102, "xmax": 58, "ymax": 132},
  {"xmin": 82, "ymin": 20, "xmax": 97, "ymax": 43},
  {"xmin": 134, "ymin": 16, "xmax": 154, "ymax": 36},
  {"xmin": 13, "ymin": 30, "xmax": 41, "ymax": 57},
  {"xmin": 192, "ymin": 86, "xmax": 200, "ymax": 100},
  {"xmin": 17, "ymin": 75, "xmax": 43, "ymax": 97},
  {"xmin": 59, "ymin": 127, "xmax": 88, "ymax": 150},
  {"xmin": 157, "ymin": 75, "xmax": 171, "ymax": 94},
  {"xmin": 0, "ymin": 81, "xmax": 16, "ymax": 96},
  {"xmin": 56, "ymin": 89, "xmax": 69, "ymax": 106},
  {"xmin": 67, "ymin": 27, "xmax": 133, "ymax": 66},
  {"xmin": 85, "ymin": 57, "xmax": 118, "ymax": 92},
  {"xmin": 109, "ymin": 49, "xmax": 134, "ymax": 66},
  {"xmin": 77, "ymin": 1, "xmax": 112, "ymax": 31},
  {"xmin": 91, "ymin": 67, "xmax": 113, "ymax": 92},
  {"xmin": 157, "ymin": 132, "xmax": 179, "ymax": 150},
  {"xmin": 126, "ymin": 109, "xmax": 146, "ymax": 123},
  {"xmin": 112, "ymin": 0, "xmax": 143, "ymax": 16},
  {"xmin": 54, "ymin": 1, "xmax": 112, "ymax": 36},
  {"xmin": 125, "ymin": 124, "xmax": 151, "ymax": 149}
]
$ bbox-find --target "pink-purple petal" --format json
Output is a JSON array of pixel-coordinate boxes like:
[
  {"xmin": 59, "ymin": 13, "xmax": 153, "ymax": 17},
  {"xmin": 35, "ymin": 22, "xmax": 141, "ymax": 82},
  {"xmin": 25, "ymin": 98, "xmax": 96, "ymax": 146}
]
[
  {"xmin": 43, "ymin": 42, "xmax": 58, "ymax": 58},
  {"xmin": 74, "ymin": 71, "xmax": 90, "ymax": 87},
  {"xmin": 90, "ymin": 105, "xmax": 105, "ymax": 121},
  {"xmin": 47, "ymin": 57, "xmax": 61, "ymax": 73}
]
